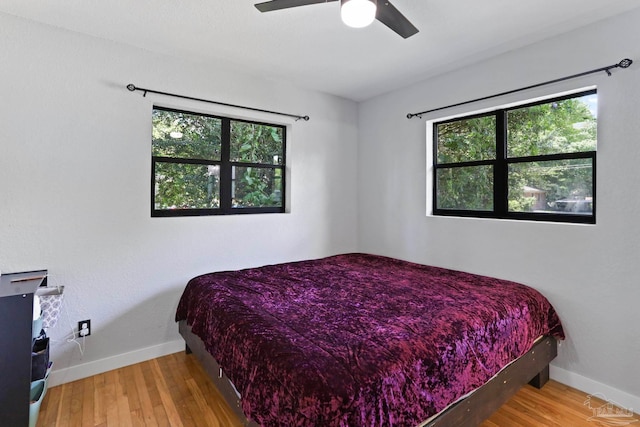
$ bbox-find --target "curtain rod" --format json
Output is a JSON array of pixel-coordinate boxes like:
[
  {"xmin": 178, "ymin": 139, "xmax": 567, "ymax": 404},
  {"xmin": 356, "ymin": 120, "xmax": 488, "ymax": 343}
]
[
  {"xmin": 126, "ymin": 84, "xmax": 310, "ymax": 122},
  {"xmin": 406, "ymin": 58, "xmax": 633, "ymax": 119}
]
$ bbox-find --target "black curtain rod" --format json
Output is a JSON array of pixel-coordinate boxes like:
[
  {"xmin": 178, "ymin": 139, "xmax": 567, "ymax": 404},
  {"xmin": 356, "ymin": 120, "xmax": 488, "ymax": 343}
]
[
  {"xmin": 126, "ymin": 84, "xmax": 310, "ymax": 121},
  {"xmin": 406, "ymin": 58, "xmax": 633, "ymax": 119}
]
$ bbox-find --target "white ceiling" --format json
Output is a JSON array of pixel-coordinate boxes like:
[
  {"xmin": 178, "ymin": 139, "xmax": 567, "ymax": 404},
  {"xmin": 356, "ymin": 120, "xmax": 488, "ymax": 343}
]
[{"xmin": 2, "ymin": 0, "xmax": 640, "ymax": 101}]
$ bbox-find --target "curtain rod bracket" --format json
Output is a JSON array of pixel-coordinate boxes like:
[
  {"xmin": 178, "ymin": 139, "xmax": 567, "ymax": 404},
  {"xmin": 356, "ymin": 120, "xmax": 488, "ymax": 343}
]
[
  {"xmin": 406, "ymin": 58, "xmax": 633, "ymax": 119},
  {"xmin": 126, "ymin": 83, "xmax": 309, "ymax": 121}
]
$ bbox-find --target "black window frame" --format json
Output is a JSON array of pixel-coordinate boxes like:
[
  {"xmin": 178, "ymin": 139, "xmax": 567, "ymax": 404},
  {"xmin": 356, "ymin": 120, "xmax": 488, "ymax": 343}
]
[
  {"xmin": 432, "ymin": 89, "xmax": 596, "ymax": 224},
  {"xmin": 152, "ymin": 106, "xmax": 286, "ymax": 217}
]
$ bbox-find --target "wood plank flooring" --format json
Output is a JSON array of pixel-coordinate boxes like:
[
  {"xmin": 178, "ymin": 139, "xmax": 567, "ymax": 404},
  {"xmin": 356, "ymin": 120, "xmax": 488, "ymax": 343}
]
[{"xmin": 37, "ymin": 352, "xmax": 638, "ymax": 426}]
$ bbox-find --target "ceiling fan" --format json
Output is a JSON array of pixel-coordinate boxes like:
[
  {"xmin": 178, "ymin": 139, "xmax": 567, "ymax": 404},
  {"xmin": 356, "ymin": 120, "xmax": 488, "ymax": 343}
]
[{"xmin": 254, "ymin": 0, "xmax": 419, "ymax": 39}]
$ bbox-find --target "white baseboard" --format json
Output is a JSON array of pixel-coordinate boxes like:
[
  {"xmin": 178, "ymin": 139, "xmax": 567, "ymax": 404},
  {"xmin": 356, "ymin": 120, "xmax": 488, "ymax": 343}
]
[
  {"xmin": 551, "ymin": 365, "xmax": 640, "ymax": 413},
  {"xmin": 47, "ymin": 339, "xmax": 184, "ymax": 387}
]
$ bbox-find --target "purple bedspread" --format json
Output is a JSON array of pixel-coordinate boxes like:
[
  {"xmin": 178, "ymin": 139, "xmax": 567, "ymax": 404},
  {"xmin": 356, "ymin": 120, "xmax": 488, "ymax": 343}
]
[{"xmin": 175, "ymin": 253, "xmax": 564, "ymax": 426}]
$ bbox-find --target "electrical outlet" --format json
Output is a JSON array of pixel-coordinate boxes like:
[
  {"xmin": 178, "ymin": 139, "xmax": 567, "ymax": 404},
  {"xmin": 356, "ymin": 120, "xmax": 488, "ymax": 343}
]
[{"xmin": 78, "ymin": 319, "xmax": 91, "ymax": 337}]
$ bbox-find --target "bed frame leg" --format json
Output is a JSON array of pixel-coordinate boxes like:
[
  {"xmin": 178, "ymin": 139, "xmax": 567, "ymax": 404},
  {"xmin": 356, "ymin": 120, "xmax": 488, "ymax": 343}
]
[
  {"xmin": 528, "ymin": 365, "xmax": 549, "ymax": 389},
  {"xmin": 185, "ymin": 344, "xmax": 192, "ymax": 355}
]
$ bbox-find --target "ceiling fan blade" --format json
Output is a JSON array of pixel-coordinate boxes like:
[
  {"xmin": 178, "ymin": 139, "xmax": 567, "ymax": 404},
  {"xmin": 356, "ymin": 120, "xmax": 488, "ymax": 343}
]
[
  {"xmin": 375, "ymin": 1, "xmax": 419, "ymax": 39},
  {"xmin": 255, "ymin": 0, "xmax": 338, "ymax": 13}
]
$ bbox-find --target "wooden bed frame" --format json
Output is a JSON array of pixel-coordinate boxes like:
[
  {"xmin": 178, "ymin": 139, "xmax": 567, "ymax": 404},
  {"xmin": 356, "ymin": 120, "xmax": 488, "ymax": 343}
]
[{"xmin": 178, "ymin": 320, "xmax": 557, "ymax": 427}]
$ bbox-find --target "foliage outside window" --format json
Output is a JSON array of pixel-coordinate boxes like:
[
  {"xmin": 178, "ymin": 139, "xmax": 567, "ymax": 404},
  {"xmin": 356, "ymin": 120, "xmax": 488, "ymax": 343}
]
[
  {"xmin": 152, "ymin": 107, "xmax": 285, "ymax": 216},
  {"xmin": 433, "ymin": 90, "xmax": 596, "ymax": 223}
]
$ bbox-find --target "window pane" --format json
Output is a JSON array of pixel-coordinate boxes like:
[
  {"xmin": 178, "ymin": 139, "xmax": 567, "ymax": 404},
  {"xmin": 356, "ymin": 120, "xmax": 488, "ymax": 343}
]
[
  {"xmin": 154, "ymin": 163, "xmax": 220, "ymax": 209},
  {"xmin": 232, "ymin": 166, "xmax": 283, "ymax": 208},
  {"xmin": 507, "ymin": 93, "xmax": 597, "ymax": 158},
  {"xmin": 436, "ymin": 115, "xmax": 496, "ymax": 163},
  {"xmin": 152, "ymin": 109, "xmax": 222, "ymax": 160},
  {"xmin": 436, "ymin": 165, "xmax": 493, "ymax": 211},
  {"xmin": 231, "ymin": 121, "xmax": 284, "ymax": 164},
  {"xmin": 508, "ymin": 159, "xmax": 593, "ymax": 215}
]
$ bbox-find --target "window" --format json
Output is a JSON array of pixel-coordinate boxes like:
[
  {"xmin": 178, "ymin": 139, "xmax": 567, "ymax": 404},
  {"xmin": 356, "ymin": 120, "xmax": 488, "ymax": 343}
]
[
  {"xmin": 152, "ymin": 107, "xmax": 286, "ymax": 216},
  {"xmin": 433, "ymin": 90, "xmax": 597, "ymax": 224}
]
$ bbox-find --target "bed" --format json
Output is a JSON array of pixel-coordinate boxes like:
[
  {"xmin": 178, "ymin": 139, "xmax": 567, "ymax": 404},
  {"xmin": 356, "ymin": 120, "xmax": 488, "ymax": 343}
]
[{"xmin": 176, "ymin": 253, "xmax": 564, "ymax": 426}]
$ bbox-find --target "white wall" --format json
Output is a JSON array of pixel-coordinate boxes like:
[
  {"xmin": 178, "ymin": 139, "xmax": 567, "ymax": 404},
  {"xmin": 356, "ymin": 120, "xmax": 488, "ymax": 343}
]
[
  {"xmin": 358, "ymin": 9, "xmax": 640, "ymax": 409},
  {"xmin": 0, "ymin": 13, "xmax": 358, "ymax": 384}
]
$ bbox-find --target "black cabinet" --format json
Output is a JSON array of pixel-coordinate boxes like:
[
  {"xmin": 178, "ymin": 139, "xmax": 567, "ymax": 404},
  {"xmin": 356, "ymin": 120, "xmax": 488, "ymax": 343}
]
[{"xmin": 0, "ymin": 271, "xmax": 47, "ymax": 426}]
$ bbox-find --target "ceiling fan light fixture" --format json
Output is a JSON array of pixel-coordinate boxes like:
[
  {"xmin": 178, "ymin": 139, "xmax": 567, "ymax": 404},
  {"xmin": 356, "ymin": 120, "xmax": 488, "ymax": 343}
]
[{"xmin": 340, "ymin": 0, "xmax": 377, "ymax": 28}]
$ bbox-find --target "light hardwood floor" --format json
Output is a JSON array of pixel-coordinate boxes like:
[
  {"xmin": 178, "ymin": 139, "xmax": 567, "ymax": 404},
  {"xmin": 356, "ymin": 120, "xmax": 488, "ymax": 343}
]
[{"xmin": 37, "ymin": 352, "xmax": 637, "ymax": 427}]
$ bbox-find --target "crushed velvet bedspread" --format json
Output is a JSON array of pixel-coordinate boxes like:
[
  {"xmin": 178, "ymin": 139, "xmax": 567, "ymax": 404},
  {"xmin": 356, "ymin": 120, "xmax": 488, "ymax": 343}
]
[{"xmin": 175, "ymin": 253, "xmax": 564, "ymax": 426}]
